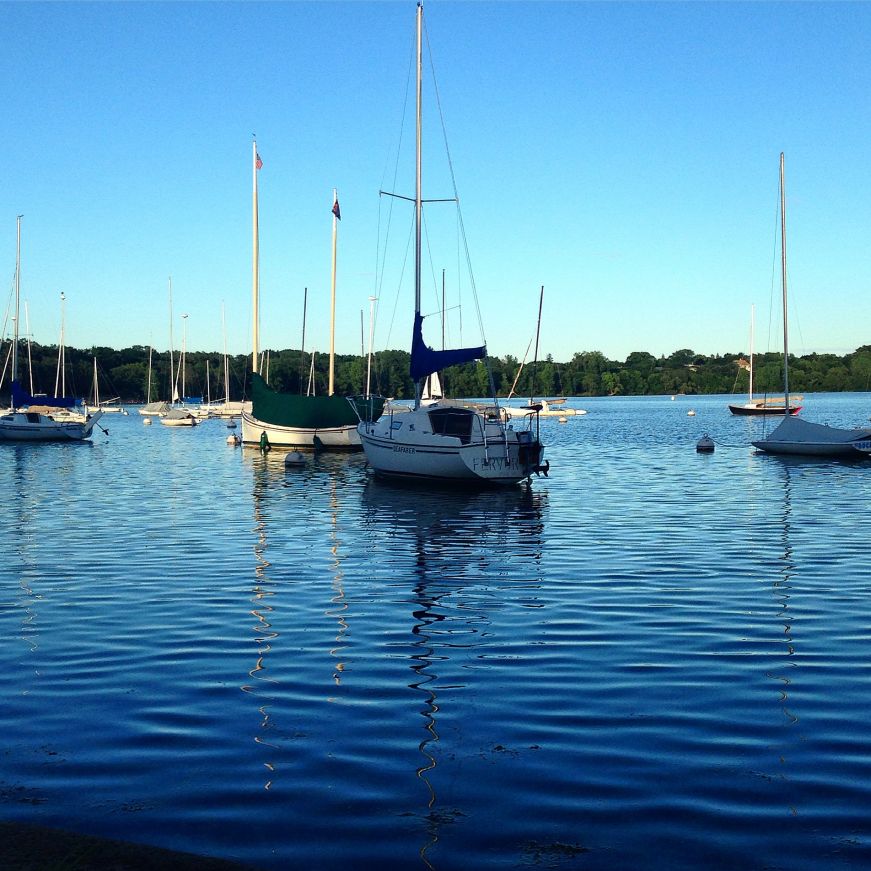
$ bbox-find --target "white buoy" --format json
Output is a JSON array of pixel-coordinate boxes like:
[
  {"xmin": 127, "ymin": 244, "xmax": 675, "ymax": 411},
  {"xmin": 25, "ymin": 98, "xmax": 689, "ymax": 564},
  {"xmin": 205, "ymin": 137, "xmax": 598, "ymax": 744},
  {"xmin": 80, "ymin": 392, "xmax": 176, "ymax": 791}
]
[
  {"xmin": 226, "ymin": 433, "xmax": 241, "ymax": 446},
  {"xmin": 558, "ymin": 416, "xmax": 568, "ymax": 423},
  {"xmin": 687, "ymin": 410, "xmax": 696, "ymax": 416},
  {"xmin": 696, "ymin": 435, "xmax": 715, "ymax": 453},
  {"xmin": 285, "ymin": 450, "xmax": 306, "ymax": 468},
  {"xmin": 143, "ymin": 417, "xmax": 152, "ymax": 426}
]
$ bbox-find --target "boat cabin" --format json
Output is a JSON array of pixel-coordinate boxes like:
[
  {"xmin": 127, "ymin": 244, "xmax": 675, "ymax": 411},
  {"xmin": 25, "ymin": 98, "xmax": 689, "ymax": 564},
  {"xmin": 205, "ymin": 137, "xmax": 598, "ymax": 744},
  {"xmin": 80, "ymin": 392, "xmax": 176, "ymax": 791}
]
[{"xmin": 427, "ymin": 407, "xmax": 476, "ymax": 444}]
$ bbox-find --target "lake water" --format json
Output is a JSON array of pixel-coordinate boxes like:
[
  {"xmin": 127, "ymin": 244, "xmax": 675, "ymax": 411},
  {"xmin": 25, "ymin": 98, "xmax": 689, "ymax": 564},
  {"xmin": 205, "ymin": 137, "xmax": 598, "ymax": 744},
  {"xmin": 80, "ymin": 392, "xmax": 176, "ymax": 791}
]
[{"xmin": 2, "ymin": 393, "xmax": 871, "ymax": 870}]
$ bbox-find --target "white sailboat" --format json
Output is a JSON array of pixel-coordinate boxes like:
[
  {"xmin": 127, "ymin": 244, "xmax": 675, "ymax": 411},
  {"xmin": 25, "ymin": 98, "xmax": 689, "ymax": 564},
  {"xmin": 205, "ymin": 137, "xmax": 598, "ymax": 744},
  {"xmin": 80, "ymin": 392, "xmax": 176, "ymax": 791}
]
[
  {"xmin": 87, "ymin": 357, "xmax": 126, "ymax": 414},
  {"xmin": 139, "ymin": 344, "xmax": 170, "ymax": 416},
  {"xmin": 356, "ymin": 4, "xmax": 547, "ymax": 485},
  {"xmin": 159, "ymin": 281, "xmax": 196, "ymax": 427},
  {"xmin": 0, "ymin": 216, "xmax": 103, "ymax": 442},
  {"xmin": 752, "ymin": 154, "xmax": 871, "ymax": 457}
]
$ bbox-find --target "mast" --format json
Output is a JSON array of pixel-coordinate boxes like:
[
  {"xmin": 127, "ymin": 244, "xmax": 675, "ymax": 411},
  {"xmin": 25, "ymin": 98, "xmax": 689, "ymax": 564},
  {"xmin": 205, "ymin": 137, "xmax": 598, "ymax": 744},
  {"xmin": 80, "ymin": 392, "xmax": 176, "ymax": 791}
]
[
  {"xmin": 749, "ymin": 303, "xmax": 755, "ymax": 401},
  {"xmin": 92, "ymin": 357, "xmax": 99, "ymax": 408},
  {"xmin": 252, "ymin": 138, "xmax": 261, "ymax": 376},
  {"xmin": 181, "ymin": 313, "xmax": 188, "ymax": 401},
  {"xmin": 531, "ymin": 285, "xmax": 544, "ymax": 404},
  {"xmin": 366, "ymin": 295, "xmax": 377, "ymax": 398},
  {"xmin": 146, "ymin": 345, "xmax": 153, "ymax": 404},
  {"xmin": 780, "ymin": 152, "xmax": 790, "ymax": 411},
  {"xmin": 54, "ymin": 292, "xmax": 66, "ymax": 397},
  {"xmin": 300, "ymin": 287, "xmax": 308, "ymax": 395},
  {"xmin": 24, "ymin": 299, "xmax": 33, "ymax": 395},
  {"xmin": 329, "ymin": 190, "xmax": 339, "ymax": 396},
  {"xmin": 222, "ymin": 302, "xmax": 230, "ymax": 404},
  {"xmin": 413, "ymin": 1, "xmax": 423, "ymax": 409},
  {"xmin": 168, "ymin": 277, "xmax": 176, "ymax": 403},
  {"xmin": 11, "ymin": 215, "xmax": 21, "ymax": 402}
]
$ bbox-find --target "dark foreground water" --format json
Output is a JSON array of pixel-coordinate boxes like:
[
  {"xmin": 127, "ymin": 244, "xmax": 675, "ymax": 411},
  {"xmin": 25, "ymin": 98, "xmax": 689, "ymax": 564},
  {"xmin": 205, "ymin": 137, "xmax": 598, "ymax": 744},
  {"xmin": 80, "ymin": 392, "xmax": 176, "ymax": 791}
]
[{"xmin": 2, "ymin": 393, "xmax": 871, "ymax": 870}]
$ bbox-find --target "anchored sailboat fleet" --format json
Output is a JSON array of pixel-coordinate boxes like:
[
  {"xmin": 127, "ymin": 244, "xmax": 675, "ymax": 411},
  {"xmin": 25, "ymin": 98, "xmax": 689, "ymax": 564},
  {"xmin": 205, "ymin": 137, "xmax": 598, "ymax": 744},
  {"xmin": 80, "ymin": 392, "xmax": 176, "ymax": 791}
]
[{"xmin": 0, "ymin": 216, "xmax": 103, "ymax": 442}]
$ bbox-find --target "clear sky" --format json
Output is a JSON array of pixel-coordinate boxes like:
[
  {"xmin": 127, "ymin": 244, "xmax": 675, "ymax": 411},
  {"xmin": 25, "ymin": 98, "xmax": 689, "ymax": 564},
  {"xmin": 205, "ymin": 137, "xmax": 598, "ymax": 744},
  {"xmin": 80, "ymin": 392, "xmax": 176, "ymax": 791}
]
[{"xmin": 1, "ymin": 1, "xmax": 869, "ymax": 364}]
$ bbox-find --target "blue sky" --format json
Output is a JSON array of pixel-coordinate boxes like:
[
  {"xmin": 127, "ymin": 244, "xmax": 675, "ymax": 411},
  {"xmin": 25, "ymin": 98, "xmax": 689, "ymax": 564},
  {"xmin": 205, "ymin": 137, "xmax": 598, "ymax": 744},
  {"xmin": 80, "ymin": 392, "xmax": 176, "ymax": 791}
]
[{"xmin": 1, "ymin": 1, "xmax": 869, "ymax": 364}]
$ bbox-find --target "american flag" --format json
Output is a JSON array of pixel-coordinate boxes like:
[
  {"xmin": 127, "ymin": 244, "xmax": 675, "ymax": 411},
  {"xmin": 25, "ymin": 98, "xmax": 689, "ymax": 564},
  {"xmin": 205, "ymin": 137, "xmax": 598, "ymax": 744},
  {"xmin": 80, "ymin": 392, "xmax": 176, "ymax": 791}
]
[
  {"xmin": 332, "ymin": 196, "xmax": 341, "ymax": 220},
  {"xmin": 256, "ymin": 153, "xmax": 263, "ymax": 170}
]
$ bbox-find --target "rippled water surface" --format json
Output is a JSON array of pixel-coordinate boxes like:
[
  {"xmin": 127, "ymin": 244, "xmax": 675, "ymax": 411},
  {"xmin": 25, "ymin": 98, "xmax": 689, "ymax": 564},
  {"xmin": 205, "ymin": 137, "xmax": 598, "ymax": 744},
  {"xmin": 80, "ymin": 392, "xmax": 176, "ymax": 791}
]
[{"xmin": 2, "ymin": 394, "xmax": 871, "ymax": 869}]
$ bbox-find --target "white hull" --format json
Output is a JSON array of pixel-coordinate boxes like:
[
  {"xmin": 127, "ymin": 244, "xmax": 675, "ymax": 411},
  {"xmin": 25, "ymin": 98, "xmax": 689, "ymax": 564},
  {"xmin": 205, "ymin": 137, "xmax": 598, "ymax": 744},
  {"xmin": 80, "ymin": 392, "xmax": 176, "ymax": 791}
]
[
  {"xmin": 357, "ymin": 404, "xmax": 544, "ymax": 485},
  {"xmin": 242, "ymin": 411, "xmax": 361, "ymax": 450},
  {"xmin": 0, "ymin": 409, "xmax": 103, "ymax": 442},
  {"xmin": 504, "ymin": 403, "xmax": 586, "ymax": 418}
]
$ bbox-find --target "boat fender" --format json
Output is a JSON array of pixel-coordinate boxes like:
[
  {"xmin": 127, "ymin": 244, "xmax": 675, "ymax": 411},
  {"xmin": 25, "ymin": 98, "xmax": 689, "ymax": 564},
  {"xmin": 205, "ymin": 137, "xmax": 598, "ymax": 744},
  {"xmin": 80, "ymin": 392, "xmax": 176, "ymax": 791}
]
[{"xmin": 259, "ymin": 431, "xmax": 271, "ymax": 453}]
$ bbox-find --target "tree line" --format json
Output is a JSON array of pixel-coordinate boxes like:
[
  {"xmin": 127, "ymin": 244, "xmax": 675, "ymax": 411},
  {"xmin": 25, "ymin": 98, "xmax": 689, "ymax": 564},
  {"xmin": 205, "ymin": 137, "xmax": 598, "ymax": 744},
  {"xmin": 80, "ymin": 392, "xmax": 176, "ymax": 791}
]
[{"xmin": 3, "ymin": 341, "xmax": 871, "ymax": 403}]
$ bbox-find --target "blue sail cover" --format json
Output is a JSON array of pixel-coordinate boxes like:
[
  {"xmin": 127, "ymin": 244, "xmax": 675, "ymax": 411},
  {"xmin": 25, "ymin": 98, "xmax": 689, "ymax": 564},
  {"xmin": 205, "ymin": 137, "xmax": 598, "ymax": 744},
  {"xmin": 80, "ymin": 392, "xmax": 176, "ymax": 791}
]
[
  {"xmin": 11, "ymin": 380, "xmax": 78, "ymax": 409},
  {"xmin": 409, "ymin": 313, "xmax": 486, "ymax": 382}
]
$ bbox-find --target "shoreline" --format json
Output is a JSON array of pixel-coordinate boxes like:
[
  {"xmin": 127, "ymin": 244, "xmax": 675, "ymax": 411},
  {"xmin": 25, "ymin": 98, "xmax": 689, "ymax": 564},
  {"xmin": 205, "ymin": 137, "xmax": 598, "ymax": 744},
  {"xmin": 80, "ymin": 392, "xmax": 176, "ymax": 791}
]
[{"xmin": 0, "ymin": 821, "xmax": 255, "ymax": 870}]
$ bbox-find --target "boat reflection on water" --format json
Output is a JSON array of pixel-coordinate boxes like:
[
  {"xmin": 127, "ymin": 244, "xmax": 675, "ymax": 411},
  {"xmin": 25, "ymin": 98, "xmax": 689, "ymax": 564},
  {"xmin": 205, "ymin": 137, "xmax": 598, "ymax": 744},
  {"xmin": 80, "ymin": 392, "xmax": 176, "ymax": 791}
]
[
  {"xmin": 771, "ymin": 459, "xmax": 798, "ymax": 741},
  {"xmin": 359, "ymin": 478, "xmax": 547, "ymax": 564},
  {"xmin": 242, "ymin": 448, "xmax": 281, "ymax": 790},
  {"xmin": 360, "ymin": 479, "xmax": 547, "ymax": 866},
  {"xmin": 241, "ymin": 448, "xmax": 367, "ymax": 789}
]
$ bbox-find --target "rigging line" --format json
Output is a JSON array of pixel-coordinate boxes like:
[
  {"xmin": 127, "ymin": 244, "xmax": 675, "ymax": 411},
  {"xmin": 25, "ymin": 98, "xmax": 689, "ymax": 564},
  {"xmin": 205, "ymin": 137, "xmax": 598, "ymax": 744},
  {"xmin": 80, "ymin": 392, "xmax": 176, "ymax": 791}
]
[
  {"xmin": 455, "ymin": 205, "xmax": 462, "ymax": 348},
  {"xmin": 374, "ymin": 22, "xmax": 417, "ymax": 359},
  {"xmin": 384, "ymin": 212, "xmax": 417, "ymax": 351},
  {"xmin": 423, "ymin": 16, "xmax": 488, "ymax": 348},
  {"xmin": 766, "ymin": 176, "xmax": 780, "ymax": 357}
]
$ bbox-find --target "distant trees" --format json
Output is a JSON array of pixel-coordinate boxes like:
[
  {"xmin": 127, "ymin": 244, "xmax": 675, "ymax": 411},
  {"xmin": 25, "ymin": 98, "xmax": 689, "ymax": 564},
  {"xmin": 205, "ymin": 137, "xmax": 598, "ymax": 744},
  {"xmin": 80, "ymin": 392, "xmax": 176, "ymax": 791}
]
[{"xmin": 2, "ymin": 339, "xmax": 870, "ymax": 403}]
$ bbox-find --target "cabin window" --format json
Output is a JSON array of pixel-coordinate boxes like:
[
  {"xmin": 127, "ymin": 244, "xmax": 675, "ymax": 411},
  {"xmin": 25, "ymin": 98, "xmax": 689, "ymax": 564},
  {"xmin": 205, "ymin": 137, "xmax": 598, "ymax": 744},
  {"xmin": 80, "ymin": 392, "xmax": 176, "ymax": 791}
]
[
  {"xmin": 427, "ymin": 408, "xmax": 475, "ymax": 444},
  {"xmin": 26, "ymin": 413, "xmax": 41, "ymax": 423}
]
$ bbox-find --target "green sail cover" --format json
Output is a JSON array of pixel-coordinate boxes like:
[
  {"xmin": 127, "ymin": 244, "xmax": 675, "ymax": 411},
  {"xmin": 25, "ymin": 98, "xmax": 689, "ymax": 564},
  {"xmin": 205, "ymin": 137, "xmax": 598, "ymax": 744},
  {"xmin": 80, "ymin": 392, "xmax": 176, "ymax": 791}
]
[{"xmin": 250, "ymin": 373, "xmax": 382, "ymax": 428}]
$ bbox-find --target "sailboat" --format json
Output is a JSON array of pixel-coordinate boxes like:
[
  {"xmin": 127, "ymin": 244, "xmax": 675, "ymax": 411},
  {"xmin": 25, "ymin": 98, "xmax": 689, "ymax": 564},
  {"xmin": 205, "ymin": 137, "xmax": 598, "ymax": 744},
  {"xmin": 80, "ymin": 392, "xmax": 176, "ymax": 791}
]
[
  {"xmin": 87, "ymin": 357, "xmax": 126, "ymax": 414},
  {"xmin": 241, "ymin": 149, "xmax": 383, "ymax": 449},
  {"xmin": 139, "ymin": 344, "xmax": 170, "ymax": 416},
  {"xmin": 752, "ymin": 154, "xmax": 871, "ymax": 457},
  {"xmin": 356, "ymin": 4, "xmax": 547, "ymax": 485},
  {"xmin": 159, "ymin": 283, "xmax": 196, "ymax": 427},
  {"xmin": 0, "ymin": 216, "xmax": 103, "ymax": 442},
  {"xmin": 729, "ymin": 303, "xmax": 801, "ymax": 416}
]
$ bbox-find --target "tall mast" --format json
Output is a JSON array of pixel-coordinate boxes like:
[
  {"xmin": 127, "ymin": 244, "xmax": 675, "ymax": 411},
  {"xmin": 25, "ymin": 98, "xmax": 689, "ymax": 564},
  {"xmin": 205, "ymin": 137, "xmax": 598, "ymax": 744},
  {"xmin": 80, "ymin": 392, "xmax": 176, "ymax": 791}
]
[
  {"xmin": 222, "ymin": 302, "xmax": 230, "ymax": 403},
  {"xmin": 300, "ymin": 287, "xmax": 308, "ymax": 395},
  {"xmin": 749, "ymin": 303, "xmax": 755, "ymax": 400},
  {"xmin": 181, "ymin": 313, "xmax": 188, "ymax": 401},
  {"xmin": 366, "ymin": 295, "xmax": 377, "ymax": 398},
  {"xmin": 413, "ymin": 1, "xmax": 423, "ymax": 409},
  {"xmin": 780, "ymin": 152, "xmax": 790, "ymax": 411},
  {"xmin": 168, "ymin": 277, "xmax": 176, "ymax": 403},
  {"xmin": 252, "ymin": 138, "xmax": 260, "ymax": 375},
  {"xmin": 329, "ymin": 189, "xmax": 339, "ymax": 396},
  {"xmin": 531, "ymin": 285, "xmax": 544, "ymax": 404},
  {"xmin": 24, "ymin": 301, "xmax": 33, "ymax": 395},
  {"xmin": 12, "ymin": 215, "xmax": 21, "ymax": 398},
  {"xmin": 147, "ymin": 345, "xmax": 153, "ymax": 404},
  {"xmin": 55, "ymin": 292, "xmax": 66, "ymax": 397}
]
